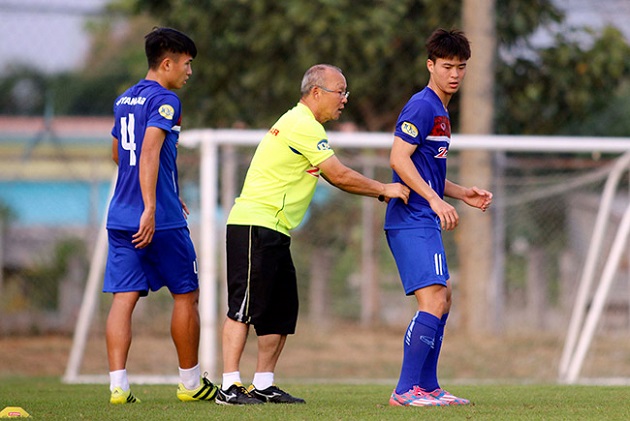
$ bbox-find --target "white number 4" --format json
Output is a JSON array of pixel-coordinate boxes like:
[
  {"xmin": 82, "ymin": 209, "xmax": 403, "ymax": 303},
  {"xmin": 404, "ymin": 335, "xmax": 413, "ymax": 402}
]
[{"xmin": 120, "ymin": 114, "xmax": 137, "ymax": 166}]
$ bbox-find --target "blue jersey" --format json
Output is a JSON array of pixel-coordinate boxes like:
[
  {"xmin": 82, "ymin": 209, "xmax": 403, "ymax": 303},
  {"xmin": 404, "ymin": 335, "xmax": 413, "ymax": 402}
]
[
  {"xmin": 385, "ymin": 87, "xmax": 451, "ymax": 230},
  {"xmin": 107, "ymin": 79, "xmax": 186, "ymax": 231}
]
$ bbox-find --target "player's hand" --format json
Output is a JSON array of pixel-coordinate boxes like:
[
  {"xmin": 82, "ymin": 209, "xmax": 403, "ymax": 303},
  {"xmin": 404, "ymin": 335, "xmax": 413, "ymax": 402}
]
[
  {"xmin": 180, "ymin": 197, "xmax": 190, "ymax": 219},
  {"xmin": 429, "ymin": 196, "xmax": 459, "ymax": 231},
  {"xmin": 133, "ymin": 210, "xmax": 156, "ymax": 249},
  {"xmin": 381, "ymin": 183, "xmax": 410, "ymax": 204},
  {"xmin": 463, "ymin": 186, "xmax": 493, "ymax": 212}
]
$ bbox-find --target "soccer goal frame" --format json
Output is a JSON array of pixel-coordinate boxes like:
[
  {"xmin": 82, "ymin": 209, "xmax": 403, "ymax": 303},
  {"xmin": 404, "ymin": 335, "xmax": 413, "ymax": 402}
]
[{"xmin": 63, "ymin": 130, "xmax": 630, "ymax": 384}]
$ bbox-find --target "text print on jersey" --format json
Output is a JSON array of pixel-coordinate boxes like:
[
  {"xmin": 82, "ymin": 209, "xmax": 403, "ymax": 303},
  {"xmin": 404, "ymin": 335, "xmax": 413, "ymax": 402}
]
[{"xmin": 116, "ymin": 96, "xmax": 147, "ymax": 106}]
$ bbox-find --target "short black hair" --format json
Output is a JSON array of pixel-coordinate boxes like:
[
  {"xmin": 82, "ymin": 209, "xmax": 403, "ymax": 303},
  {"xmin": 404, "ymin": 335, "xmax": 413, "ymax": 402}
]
[
  {"xmin": 144, "ymin": 27, "xmax": 197, "ymax": 69},
  {"xmin": 426, "ymin": 28, "xmax": 471, "ymax": 62}
]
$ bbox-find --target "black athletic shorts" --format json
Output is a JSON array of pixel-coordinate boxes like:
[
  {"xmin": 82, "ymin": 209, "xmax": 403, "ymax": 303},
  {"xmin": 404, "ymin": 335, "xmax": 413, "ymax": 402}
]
[{"xmin": 226, "ymin": 225, "xmax": 298, "ymax": 336}]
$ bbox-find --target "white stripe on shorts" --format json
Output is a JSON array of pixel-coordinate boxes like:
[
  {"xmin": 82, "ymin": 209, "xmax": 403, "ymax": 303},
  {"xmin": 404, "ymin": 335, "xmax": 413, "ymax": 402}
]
[{"xmin": 434, "ymin": 253, "xmax": 443, "ymax": 276}]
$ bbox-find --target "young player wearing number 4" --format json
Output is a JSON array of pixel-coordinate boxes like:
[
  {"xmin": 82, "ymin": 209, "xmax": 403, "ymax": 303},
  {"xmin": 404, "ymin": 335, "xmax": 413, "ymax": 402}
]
[
  {"xmin": 385, "ymin": 28, "xmax": 493, "ymax": 407},
  {"xmin": 103, "ymin": 27, "xmax": 218, "ymax": 404}
]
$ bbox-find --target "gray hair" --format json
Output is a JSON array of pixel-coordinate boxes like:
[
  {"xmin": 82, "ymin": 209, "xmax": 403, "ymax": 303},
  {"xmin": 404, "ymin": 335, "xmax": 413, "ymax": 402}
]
[{"xmin": 300, "ymin": 64, "xmax": 343, "ymax": 96}]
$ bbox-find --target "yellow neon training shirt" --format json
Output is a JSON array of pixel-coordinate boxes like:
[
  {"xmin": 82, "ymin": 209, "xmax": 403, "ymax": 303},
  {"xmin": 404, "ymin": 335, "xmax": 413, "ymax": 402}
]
[{"xmin": 227, "ymin": 102, "xmax": 335, "ymax": 236}]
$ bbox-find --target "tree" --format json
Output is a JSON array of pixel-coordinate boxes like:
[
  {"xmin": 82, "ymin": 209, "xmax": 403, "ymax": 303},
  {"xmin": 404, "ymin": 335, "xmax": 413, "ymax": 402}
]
[
  {"xmin": 128, "ymin": 0, "xmax": 565, "ymax": 131},
  {"xmin": 496, "ymin": 26, "xmax": 630, "ymax": 135},
  {"xmin": 0, "ymin": 10, "xmax": 153, "ymax": 117},
  {"xmin": 50, "ymin": 13, "xmax": 154, "ymax": 116},
  {"xmin": 459, "ymin": 0, "xmax": 496, "ymax": 334},
  {"xmin": 0, "ymin": 67, "xmax": 48, "ymax": 115}
]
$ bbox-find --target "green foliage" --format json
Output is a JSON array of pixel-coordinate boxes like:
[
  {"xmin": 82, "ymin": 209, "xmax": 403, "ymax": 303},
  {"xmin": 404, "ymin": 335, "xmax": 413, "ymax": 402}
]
[
  {"xmin": 133, "ymin": 0, "xmax": 412, "ymax": 129},
  {"xmin": 0, "ymin": 67, "xmax": 48, "ymax": 115},
  {"xmin": 496, "ymin": 0, "xmax": 563, "ymax": 46},
  {"xmin": 128, "ymin": 0, "xmax": 564, "ymax": 131},
  {"xmin": 23, "ymin": 238, "xmax": 88, "ymax": 311},
  {"xmin": 46, "ymin": 15, "xmax": 150, "ymax": 115},
  {"xmin": 497, "ymin": 26, "xmax": 630, "ymax": 134},
  {"xmin": 292, "ymin": 183, "xmax": 364, "ymax": 317},
  {"xmin": 0, "ymin": 60, "xmax": 135, "ymax": 117},
  {"xmin": 124, "ymin": 0, "xmax": 630, "ymax": 136},
  {"xmin": 51, "ymin": 73, "xmax": 133, "ymax": 116},
  {"xmin": 0, "ymin": 10, "xmax": 149, "ymax": 116},
  {"xmin": 569, "ymin": 80, "xmax": 630, "ymax": 136},
  {"xmin": 4, "ymin": 0, "xmax": 628, "ymax": 136},
  {"xmin": 0, "ymin": 201, "xmax": 16, "ymax": 225}
]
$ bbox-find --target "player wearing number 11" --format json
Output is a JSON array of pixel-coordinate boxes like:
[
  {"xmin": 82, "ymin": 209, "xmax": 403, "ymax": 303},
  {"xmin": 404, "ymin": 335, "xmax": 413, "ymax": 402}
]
[
  {"xmin": 103, "ymin": 27, "xmax": 218, "ymax": 404},
  {"xmin": 385, "ymin": 28, "xmax": 492, "ymax": 407}
]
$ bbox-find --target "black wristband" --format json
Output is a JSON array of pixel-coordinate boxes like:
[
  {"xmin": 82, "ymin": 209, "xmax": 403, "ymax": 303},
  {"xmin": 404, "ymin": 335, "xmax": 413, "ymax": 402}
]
[{"xmin": 377, "ymin": 195, "xmax": 385, "ymax": 202}]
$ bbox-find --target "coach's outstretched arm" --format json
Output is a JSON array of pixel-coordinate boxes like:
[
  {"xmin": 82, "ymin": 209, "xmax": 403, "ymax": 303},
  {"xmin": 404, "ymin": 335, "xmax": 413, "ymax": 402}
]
[{"xmin": 319, "ymin": 154, "xmax": 410, "ymax": 203}]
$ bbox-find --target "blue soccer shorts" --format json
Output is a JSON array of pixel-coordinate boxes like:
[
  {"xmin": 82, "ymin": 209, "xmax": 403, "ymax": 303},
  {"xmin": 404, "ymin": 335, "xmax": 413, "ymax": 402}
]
[
  {"xmin": 386, "ymin": 227, "xmax": 449, "ymax": 296},
  {"xmin": 103, "ymin": 227, "xmax": 199, "ymax": 296}
]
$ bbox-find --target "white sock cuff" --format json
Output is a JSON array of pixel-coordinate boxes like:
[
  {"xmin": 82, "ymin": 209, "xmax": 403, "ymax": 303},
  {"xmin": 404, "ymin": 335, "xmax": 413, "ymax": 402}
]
[
  {"xmin": 252, "ymin": 372, "xmax": 274, "ymax": 390},
  {"xmin": 222, "ymin": 371, "xmax": 242, "ymax": 390},
  {"xmin": 178, "ymin": 363, "xmax": 200, "ymax": 373},
  {"xmin": 109, "ymin": 369, "xmax": 129, "ymax": 392},
  {"xmin": 179, "ymin": 364, "xmax": 201, "ymax": 390}
]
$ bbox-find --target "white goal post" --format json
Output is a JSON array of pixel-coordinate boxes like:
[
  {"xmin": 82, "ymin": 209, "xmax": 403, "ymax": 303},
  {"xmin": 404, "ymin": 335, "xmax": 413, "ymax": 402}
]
[{"xmin": 63, "ymin": 130, "xmax": 630, "ymax": 384}]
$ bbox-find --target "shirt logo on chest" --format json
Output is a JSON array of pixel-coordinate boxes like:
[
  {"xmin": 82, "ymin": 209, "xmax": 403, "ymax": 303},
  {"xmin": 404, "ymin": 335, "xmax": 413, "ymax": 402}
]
[
  {"xmin": 435, "ymin": 146, "xmax": 448, "ymax": 159},
  {"xmin": 428, "ymin": 116, "xmax": 451, "ymax": 139},
  {"xmin": 428, "ymin": 116, "xmax": 451, "ymax": 159}
]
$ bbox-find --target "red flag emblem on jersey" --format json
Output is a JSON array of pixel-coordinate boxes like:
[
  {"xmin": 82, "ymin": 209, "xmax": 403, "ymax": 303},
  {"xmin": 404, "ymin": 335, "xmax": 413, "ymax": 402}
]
[{"xmin": 429, "ymin": 116, "xmax": 451, "ymax": 138}]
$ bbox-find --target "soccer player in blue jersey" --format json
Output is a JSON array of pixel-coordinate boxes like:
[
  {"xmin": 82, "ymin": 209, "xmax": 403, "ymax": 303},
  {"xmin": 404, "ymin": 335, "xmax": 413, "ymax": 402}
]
[
  {"xmin": 385, "ymin": 28, "xmax": 493, "ymax": 407},
  {"xmin": 103, "ymin": 27, "xmax": 218, "ymax": 404}
]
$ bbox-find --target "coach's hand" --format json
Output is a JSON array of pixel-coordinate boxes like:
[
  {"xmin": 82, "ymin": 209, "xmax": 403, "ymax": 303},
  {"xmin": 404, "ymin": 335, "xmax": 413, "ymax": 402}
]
[{"xmin": 382, "ymin": 183, "xmax": 410, "ymax": 204}]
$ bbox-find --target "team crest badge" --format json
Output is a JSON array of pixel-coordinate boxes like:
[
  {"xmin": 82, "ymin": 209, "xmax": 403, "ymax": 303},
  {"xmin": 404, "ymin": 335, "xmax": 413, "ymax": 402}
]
[
  {"xmin": 401, "ymin": 122, "xmax": 418, "ymax": 138},
  {"xmin": 158, "ymin": 104, "xmax": 175, "ymax": 120},
  {"xmin": 317, "ymin": 139, "xmax": 331, "ymax": 150}
]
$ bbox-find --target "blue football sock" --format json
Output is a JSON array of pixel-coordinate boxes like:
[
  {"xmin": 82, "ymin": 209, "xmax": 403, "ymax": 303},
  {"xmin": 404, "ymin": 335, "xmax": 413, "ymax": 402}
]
[
  {"xmin": 395, "ymin": 311, "xmax": 440, "ymax": 394},
  {"xmin": 419, "ymin": 312, "xmax": 448, "ymax": 392}
]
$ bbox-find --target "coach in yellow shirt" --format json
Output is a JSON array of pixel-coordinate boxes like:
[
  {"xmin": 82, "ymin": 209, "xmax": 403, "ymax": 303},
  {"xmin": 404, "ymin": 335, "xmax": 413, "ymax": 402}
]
[
  {"xmin": 227, "ymin": 101, "xmax": 334, "ymax": 236},
  {"xmin": 218, "ymin": 64, "xmax": 410, "ymax": 405}
]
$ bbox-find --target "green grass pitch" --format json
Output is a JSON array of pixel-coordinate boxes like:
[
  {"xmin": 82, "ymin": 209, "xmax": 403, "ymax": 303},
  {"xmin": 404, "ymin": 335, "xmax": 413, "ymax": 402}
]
[{"xmin": 1, "ymin": 378, "xmax": 629, "ymax": 420}]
